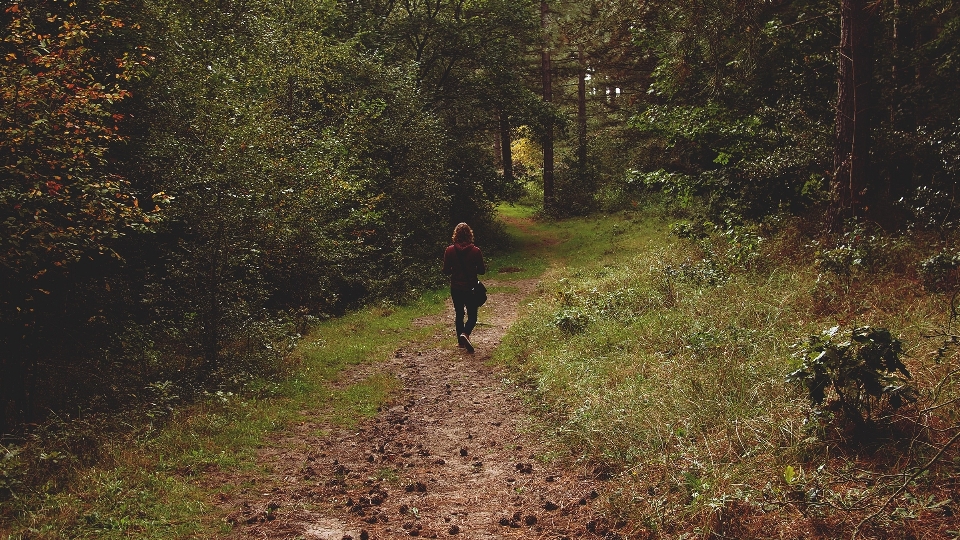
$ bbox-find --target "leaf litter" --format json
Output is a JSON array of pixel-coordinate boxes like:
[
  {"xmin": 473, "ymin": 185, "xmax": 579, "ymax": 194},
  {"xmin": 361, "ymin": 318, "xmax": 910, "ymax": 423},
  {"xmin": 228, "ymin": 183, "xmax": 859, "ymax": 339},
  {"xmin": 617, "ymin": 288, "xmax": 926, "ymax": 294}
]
[{"xmin": 211, "ymin": 277, "xmax": 608, "ymax": 539}]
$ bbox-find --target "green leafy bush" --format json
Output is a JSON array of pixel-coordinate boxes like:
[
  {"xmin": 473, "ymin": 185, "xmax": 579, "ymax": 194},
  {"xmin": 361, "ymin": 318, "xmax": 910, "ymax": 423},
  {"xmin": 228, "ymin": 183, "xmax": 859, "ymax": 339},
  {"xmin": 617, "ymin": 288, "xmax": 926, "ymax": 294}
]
[
  {"xmin": 919, "ymin": 248, "xmax": 960, "ymax": 293},
  {"xmin": 787, "ymin": 326, "xmax": 917, "ymax": 427},
  {"xmin": 812, "ymin": 222, "xmax": 890, "ymax": 277},
  {"xmin": 0, "ymin": 445, "xmax": 24, "ymax": 501},
  {"xmin": 721, "ymin": 225, "xmax": 765, "ymax": 271},
  {"xmin": 903, "ymin": 186, "xmax": 959, "ymax": 236},
  {"xmin": 670, "ymin": 220, "xmax": 712, "ymax": 240},
  {"xmin": 553, "ymin": 308, "xmax": 590, "ymax": 335}
]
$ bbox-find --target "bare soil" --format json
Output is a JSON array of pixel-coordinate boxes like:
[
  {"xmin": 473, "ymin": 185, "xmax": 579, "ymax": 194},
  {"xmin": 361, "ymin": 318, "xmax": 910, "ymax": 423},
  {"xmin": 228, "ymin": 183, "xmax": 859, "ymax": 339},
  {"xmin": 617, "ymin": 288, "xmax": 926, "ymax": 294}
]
[{"xmin": 213, "ymin": 276, "xmax": 608, "ymax": 539}]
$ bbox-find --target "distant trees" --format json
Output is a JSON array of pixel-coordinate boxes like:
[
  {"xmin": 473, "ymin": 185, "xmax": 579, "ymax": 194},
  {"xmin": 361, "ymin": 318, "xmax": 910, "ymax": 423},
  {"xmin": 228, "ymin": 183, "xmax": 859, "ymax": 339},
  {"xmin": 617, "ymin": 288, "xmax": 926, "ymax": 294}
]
[
  {"xmin": 619, "ymin": 0, "xmax": 836, "ymax": 219},
  {"xmin": 542, "ymin": 0, "xmax": 959, "ymax": 226},
  {"xmin": 328, "ymin": 0, "xmax": 544, "ymax": 225},
  {"xmin": 523, "ymin": 0, "xmax": 647, "ymax": 215}
]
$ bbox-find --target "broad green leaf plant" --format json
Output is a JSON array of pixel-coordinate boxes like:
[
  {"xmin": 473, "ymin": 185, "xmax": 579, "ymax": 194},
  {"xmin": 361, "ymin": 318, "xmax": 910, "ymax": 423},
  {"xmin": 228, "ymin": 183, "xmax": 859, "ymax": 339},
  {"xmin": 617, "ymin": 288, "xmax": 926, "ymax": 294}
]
[{"xmin": 788, "ymin": 326, "xmax": 918, "ymax": 428}]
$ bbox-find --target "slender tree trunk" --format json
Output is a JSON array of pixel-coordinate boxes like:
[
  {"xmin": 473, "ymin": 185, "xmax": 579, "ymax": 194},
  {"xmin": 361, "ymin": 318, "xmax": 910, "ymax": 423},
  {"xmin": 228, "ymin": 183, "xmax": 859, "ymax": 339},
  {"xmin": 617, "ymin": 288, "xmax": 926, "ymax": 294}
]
[
  {"xmin": 832, "ymin": 0, "xmax": 874, "ymax": 225},
  {"xmin": 541, "ymin": 0, "xmax": 554, "ymax": 211},
  {"xmin": 499, "ymin": 110, "xmax": 513, "ymax": 184},
  {"xmin": 493, "ymin": 112, "xmax": 502, "ymax": 169},
  {"xmin": 200, "ymin": 219, "xmax": 223, "ymax": 379},
  {"xmin": 577, "ymin": 44, "xmax": 587, "ymax": 180},
  {"xmin": 882, "ymin": 0, "xmax": 903, "ymax": 219},
  {"xmin": 202, "ymin": 252, "xmax": 221, "ymax": 375},
  {"xmin": 890, "ymin": 0, "xmax": 899, "ymax": 126}
]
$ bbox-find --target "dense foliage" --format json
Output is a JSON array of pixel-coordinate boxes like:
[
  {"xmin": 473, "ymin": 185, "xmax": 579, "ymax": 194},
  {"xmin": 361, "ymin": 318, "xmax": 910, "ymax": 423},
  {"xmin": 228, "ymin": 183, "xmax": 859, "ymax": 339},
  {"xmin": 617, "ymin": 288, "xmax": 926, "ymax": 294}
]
[
  {"xmin": 0, "ymin": 0, "xmax": 542, "ymax": 434},
  {"xmin": 3, "ymin": 1, "xmax": 960, "ymax": 534},
  {"xmin": 522, "ymin": 0, "xmax": 959, "ymax": 226}
]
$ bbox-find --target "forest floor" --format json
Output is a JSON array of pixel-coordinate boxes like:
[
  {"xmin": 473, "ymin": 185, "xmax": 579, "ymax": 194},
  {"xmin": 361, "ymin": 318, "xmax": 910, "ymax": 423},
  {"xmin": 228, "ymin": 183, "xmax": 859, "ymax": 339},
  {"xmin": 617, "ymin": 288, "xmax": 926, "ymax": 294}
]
[{"xmin": 210, "ymin": 255, "xmax": 609, "ymax": 538}]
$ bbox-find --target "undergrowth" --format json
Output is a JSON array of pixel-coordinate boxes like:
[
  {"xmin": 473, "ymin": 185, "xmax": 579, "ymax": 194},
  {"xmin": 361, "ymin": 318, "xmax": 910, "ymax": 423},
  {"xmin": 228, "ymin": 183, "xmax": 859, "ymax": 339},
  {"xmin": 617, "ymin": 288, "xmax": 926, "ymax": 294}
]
[
  {"xmin": 0, "ymin": 291, "xmax": 450, "ymax": 538},
  {"xmin": 496, "ymin": 212, "xmax": 960, "ymax": 539},
  {"xmin": 4, "ymin": 203, "xmax": 959, "ymax": 539}
]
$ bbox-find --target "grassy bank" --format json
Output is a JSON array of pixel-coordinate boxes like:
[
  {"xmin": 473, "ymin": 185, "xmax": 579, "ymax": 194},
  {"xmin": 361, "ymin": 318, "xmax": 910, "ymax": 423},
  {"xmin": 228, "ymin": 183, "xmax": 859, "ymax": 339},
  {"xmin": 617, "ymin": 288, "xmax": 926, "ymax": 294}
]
[
  {"xmin": 495, "ymin": 211, "xmax": 959, "ymax": 538},
  {"xmin": 1, "ymin": 292, "xmax": 444, "ymax": 538}
]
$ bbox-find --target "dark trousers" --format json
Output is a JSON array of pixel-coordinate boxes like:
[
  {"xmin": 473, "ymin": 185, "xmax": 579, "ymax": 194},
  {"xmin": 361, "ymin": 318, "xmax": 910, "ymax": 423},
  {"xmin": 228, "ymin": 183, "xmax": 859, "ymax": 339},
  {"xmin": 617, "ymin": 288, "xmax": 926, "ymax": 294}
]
[{"xmin": 451, "ymin": 287, "xmax": 478, "ymax": 337}]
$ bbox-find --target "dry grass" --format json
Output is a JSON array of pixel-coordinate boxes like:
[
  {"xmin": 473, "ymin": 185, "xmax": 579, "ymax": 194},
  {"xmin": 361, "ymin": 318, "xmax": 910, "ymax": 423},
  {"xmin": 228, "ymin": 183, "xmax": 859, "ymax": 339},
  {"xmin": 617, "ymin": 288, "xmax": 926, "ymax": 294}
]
[{"xmin": 495, "ymin": 213, "xmax": 960, "ymax": 539}]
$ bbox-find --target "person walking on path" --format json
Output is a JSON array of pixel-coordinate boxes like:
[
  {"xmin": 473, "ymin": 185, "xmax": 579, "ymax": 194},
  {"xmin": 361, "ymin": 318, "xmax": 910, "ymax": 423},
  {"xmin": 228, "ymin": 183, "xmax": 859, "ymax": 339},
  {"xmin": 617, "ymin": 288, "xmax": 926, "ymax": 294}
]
[{"xmin": 442, "ymin": 222, "xmax": 485, "ymax": 353}]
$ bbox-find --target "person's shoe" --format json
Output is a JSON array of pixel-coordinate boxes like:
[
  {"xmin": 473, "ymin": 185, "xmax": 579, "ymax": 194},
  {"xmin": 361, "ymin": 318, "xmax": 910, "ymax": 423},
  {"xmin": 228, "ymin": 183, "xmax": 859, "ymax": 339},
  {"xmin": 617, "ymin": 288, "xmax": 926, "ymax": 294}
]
[{"xmin": 460, "ymin": 333, "xmax": 474, "ymax": 353}]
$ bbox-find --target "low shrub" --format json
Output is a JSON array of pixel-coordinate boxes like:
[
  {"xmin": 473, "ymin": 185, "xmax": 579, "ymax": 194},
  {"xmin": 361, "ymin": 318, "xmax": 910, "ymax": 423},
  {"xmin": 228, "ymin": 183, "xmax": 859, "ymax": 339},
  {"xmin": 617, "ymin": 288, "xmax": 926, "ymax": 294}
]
[
  {"xmin": 553, "ymin": 308, "xmax": 590, "ymax": 335},
  {"xmin": 919, "ymin": 248, "xmax": 960, "ymax": 293},
  {"xmin": 813, "ymin": 222, "xmax": 891, "ymax": 277},
  {"xmin": 787, "ymin": 326, "xmax": 918, "ymax": 428}
]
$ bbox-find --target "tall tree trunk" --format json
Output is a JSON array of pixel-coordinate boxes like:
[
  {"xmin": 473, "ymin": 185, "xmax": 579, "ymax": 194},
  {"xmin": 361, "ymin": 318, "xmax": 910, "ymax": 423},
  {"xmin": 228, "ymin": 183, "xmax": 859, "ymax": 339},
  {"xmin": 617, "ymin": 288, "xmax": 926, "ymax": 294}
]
[
  {"xmin": 541, "ymin": 0, "xmax": 554, "ymax": 211},
  {"xmin": 287, "ymin": 74, "xmax": 295, "ymax": 113},
  {"xmin": 883, "ymin": 0, "xmax": 917, "ymax": 226},
  {"xmin": 200, "ymin": 219, "xmax": 224, "ymax": 380},
  {"xmin": 499, "ymin": 110, "xmax": 513, "ymax": 185},
  {"xmin": 201, "ymin": 252, "xmax": 221, "ymax": 377},
  {"xmin": 493, "ymin": 112, "xmax": 502, "ymax": 168},
  {"xmin": 577, "ymin": 44, "xmax": 587, "ymax": 181},
  {"xmin": 890, "ymin": 0, "xmax": 899, "ymax": 127},
  {"xmin": 832, "ymin": 0, "xmax": 874, "ymax": 225}
]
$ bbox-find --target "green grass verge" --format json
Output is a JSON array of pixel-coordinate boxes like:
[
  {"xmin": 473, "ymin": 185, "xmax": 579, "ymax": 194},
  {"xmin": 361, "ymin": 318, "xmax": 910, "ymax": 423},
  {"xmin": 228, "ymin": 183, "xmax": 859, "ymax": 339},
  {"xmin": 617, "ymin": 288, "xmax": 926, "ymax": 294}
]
[
  {"xmin": 493, "ymin": 212, "xmax": 958, "ymax": 537},
  {"xmin": 1, "ymin": 291, "xmax": 450, "ymax": 539}
]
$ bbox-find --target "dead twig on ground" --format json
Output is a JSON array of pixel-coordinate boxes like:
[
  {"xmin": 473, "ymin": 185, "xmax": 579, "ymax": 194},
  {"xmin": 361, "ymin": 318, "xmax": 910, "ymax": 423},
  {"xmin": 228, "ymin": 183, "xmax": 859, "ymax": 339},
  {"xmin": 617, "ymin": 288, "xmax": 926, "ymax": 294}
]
[{"xmin": 852, "ymin": 426, "xmax": 960, "ymax": 540}]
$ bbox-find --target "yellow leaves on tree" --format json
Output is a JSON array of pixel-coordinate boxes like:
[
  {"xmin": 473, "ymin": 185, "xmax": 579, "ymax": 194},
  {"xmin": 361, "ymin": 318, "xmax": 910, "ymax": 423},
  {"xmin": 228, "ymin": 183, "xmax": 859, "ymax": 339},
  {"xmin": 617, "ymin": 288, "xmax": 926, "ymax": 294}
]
[{"xmin": 1, "ymin": 2, "xmax": 156, "ymax": 272}]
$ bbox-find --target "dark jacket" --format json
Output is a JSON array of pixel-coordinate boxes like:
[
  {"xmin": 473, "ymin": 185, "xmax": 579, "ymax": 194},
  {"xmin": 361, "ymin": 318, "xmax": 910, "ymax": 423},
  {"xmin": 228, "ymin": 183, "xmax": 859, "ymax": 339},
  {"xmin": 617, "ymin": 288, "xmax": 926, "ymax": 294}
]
[{"xmin": 443, "ymin": 242, "xmax": 485, "ymax": 290}]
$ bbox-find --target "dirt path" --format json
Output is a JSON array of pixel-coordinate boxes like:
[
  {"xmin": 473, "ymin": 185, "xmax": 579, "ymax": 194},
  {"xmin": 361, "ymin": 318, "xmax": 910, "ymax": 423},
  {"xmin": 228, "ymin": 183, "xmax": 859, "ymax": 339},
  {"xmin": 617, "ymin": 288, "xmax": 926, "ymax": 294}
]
[{"xmin": 214, "ymin": 275, "xmax": 606, "ymax": 539}]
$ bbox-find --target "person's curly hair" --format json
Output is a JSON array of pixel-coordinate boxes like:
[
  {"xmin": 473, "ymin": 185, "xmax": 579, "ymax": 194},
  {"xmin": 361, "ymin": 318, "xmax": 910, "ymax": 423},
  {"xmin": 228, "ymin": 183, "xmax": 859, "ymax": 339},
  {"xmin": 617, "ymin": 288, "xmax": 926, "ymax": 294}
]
[{"xmin": 452, "ymin": 222, "xmax": 474, "ymax": 244}]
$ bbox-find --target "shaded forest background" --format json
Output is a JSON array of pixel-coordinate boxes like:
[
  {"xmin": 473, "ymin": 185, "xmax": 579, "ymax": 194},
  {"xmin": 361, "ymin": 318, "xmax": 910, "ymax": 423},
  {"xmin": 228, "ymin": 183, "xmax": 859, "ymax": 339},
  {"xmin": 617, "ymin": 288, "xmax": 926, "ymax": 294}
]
[{"xmin": 2, "ymin": 0, "xmax": 959, "ymax": 437}]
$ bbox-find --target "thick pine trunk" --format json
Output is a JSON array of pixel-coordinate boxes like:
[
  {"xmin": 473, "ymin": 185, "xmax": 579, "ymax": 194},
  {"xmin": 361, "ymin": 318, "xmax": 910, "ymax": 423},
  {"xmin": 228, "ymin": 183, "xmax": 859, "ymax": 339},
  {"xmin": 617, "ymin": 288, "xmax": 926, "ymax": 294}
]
[{"xmin": 832, "ymin": 0, "xmax": 874, "ymax": 225}]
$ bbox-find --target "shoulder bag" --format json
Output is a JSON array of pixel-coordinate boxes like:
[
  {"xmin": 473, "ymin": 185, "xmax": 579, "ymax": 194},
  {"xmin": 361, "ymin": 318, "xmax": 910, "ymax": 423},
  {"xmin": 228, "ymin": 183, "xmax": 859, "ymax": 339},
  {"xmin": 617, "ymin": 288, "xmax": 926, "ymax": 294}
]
[{"xmin": 455, "ymin": 247, "xmax": 487, "ymax": 307}]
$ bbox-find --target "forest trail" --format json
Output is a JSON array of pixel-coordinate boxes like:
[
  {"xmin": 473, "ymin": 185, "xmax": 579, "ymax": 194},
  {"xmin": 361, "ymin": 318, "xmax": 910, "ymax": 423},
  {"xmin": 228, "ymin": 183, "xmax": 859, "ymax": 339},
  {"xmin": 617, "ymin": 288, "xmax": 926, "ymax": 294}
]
[{"xmin": 212, "ymin": 271, "xmax": 606, "ymax": 538}]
